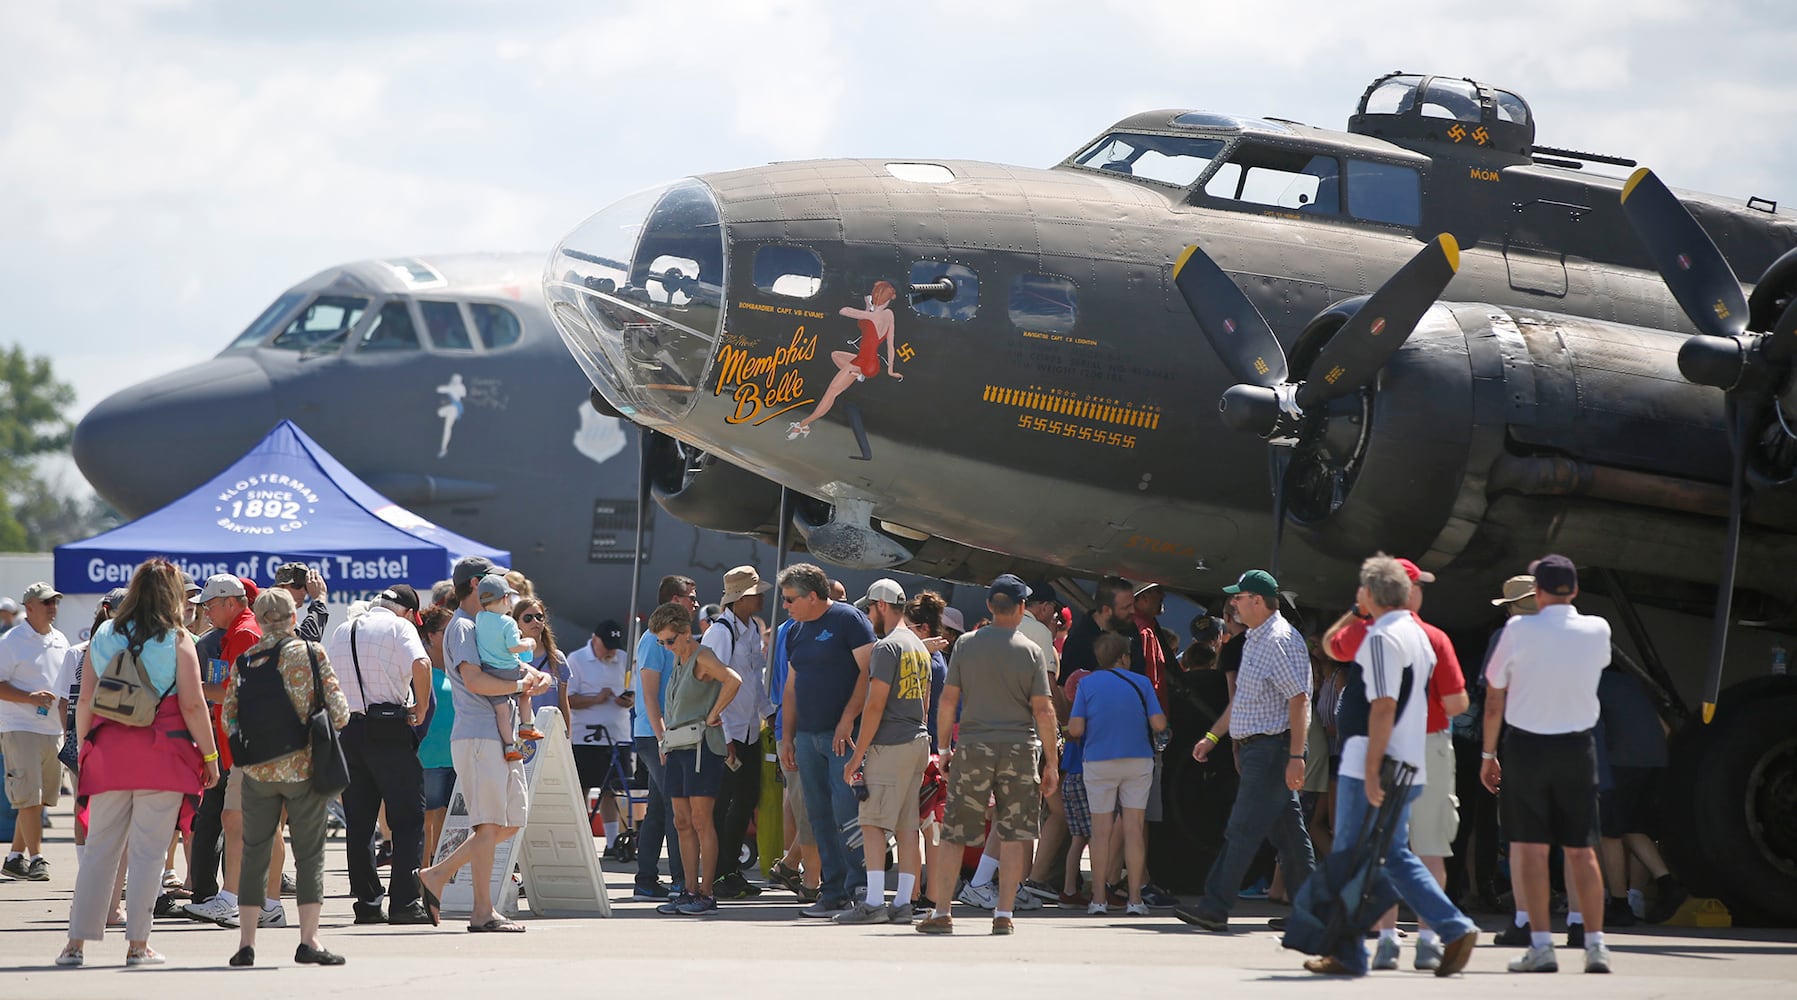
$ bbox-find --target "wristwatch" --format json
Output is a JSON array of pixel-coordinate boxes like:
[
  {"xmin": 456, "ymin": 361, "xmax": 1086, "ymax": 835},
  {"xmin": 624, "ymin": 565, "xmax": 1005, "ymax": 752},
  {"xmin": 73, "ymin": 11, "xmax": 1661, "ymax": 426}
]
[{"xmin": 1480, "ymin": 751, "xmax": 1498, "ymax": 760}]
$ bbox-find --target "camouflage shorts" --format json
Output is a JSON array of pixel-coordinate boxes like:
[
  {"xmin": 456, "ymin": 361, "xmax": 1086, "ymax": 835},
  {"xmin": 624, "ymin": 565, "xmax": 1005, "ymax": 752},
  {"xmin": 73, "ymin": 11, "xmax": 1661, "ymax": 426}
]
[{"xmin": 942, "ymin": 741, "xmax": 1041, "ymax": 845}]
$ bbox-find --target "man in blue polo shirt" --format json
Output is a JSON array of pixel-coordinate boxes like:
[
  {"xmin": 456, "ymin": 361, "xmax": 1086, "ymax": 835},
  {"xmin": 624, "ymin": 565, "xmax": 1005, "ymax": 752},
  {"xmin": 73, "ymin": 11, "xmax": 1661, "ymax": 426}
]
[
  {"xmin": 776, "ymin": 563, "xmax": 876, "ymax": 917},
  {"xmin": 631, "ymin": 575, "xmax": 697, "ymax": 900}
]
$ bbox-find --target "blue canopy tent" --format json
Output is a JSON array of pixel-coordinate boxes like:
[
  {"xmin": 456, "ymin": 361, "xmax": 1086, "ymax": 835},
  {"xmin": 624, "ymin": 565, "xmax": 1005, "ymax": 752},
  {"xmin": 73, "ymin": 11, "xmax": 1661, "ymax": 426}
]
[{"xmin": 55, "ymin": 420, "xmax": 508, "ymax": 595}]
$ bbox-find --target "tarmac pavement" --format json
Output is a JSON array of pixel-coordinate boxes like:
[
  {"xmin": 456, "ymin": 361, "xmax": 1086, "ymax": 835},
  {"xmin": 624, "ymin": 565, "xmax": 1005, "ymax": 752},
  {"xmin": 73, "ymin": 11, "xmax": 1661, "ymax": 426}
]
[{"xmin": 2, "ymin": 797, "xmax": 1792, "ymax": 997}]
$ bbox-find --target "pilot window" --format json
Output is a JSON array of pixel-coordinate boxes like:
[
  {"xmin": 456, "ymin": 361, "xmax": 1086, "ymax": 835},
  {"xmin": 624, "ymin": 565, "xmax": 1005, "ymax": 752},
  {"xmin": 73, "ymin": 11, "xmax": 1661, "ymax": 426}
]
[
  {"xmin": 358, "ymin": 301, "xmax": 421, "ymax": 353},
  {"xmin": 420, "ymin": 300, "xmax": 474, "ymax": 351},
  {"xmin": 1362, "ymin": 75, "xmax": 1423, "ymax": 116},
  {"xmin": 1072, "ymin": 133, "xmax": 1226, "ymax": 187},
  {"xmin": 1345, "ymin": 160, "xmax": 1421, "ymax": 228},
  {"xmin": 1009, "ymin": 274, "xmax": 1078, "ymax": 334},
  {"xmin": 268, "ymin": 295, "xmax": 369, "ymax": 351},
  {"xmin": 753, "ymin": 245, "xmax": 824, "ymax": 299},
  {"xmin": 1203, "ymin": 145, "xmax": 1340, "ymax": 214},
  {"xmin": 1419, "ymin": 78, "xmax": 1481, "ymax": 122},
  {"xmin": 471, "ymin": 303, "xmax": 522, "ymax": 349},
  {"xmin": 908, "ymin": 261, "xmax": 979, "ymax": 322},
  {"xmin": 228, "ymin": 290, "xmax": 305, "ymax": 350}
]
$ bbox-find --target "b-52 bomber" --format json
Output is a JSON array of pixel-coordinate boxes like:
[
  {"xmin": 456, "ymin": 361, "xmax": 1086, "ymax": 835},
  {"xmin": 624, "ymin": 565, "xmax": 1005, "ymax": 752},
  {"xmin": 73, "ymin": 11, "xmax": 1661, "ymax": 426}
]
[{"xmin": 546, "ymin": 72, "xmax": 1797, "ymax": 920}]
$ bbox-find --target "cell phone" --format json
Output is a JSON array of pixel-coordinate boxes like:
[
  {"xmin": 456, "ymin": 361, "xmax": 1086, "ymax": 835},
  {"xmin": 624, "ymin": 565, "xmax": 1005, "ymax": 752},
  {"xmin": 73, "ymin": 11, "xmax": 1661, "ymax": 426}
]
[{"xmin": 725, "ymin": 754, "xmax": 742, "ymax": 771}]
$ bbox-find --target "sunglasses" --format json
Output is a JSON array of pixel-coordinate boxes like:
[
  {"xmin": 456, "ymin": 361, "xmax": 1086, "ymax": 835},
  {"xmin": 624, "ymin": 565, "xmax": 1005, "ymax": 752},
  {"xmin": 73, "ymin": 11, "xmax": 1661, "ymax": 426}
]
[
  {"xmin": 519, "ymin": 613, "xmax": 546, "ymax": 623},
  {"xmin": 659, "ymin": 635, "xmax": 681, "ymax": 647}
]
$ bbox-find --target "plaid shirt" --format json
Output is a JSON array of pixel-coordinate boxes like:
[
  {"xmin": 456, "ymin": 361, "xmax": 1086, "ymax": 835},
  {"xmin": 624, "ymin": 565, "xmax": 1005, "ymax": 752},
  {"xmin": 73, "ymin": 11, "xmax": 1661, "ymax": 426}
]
[{"xmin": 1230, "ymin": 612, "xmax": 1311, "ymax": 738}]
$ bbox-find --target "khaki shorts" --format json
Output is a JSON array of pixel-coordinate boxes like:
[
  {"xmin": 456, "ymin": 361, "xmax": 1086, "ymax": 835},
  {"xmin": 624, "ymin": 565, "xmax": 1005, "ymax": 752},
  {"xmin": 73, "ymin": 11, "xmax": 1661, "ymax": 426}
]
[
  {"xmin": 858, "ymin": 737, "xmax": 931, "ymax": 833},
  {"xmin": 1083, "ymin": 756, "xmax": 1154, "ymax": 813},
  {"xmin": 451, "ymin": 739, "xmax": 527, "ymax": 828},
  {"xmin": 2, "ymin": 730, "xmax": 63, "ymax": 808},
  {"xmin": 783, "ymin": 764, "xmax": 813, "ymax": 847},
  {"xmin": 942, "ymin": 741, "xmax": 1040, "ymax": 845},
  {"xmin": 1409, "ymin": 730, "xmax": 1459, "ymax": 857},
  {"xmin": 223, "ymin": 766, "xmax": 245, "ymax": 811}
]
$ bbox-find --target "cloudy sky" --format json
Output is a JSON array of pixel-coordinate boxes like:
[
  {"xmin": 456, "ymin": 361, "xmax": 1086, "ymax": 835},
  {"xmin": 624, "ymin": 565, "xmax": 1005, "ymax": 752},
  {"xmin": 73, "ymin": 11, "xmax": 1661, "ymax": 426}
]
[{"xmin": 4, "ymin": 0, "xmax": 1792, "ymax": 429}]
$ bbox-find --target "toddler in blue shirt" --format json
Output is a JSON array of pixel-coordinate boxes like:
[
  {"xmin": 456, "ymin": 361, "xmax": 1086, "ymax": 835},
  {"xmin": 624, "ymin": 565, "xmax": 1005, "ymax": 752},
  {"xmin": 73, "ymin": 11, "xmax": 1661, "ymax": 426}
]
[{"xmin": 475, "ymin": 573, "xmax": 541, "ymax": 760}]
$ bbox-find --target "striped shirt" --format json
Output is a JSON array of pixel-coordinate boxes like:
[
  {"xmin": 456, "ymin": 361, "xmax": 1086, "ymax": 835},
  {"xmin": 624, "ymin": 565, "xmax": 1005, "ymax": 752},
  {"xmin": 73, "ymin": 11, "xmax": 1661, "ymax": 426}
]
[{"xmin": 1230, "ymin": 612, "xmax": 1311, "ymax": 738}]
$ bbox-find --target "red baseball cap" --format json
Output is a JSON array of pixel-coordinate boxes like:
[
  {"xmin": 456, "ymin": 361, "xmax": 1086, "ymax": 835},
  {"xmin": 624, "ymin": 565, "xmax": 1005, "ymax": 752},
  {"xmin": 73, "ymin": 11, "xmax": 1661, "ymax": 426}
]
[{"xmin": 1394, "ymin": 558, "xmax": 1435, "ymax": 584}]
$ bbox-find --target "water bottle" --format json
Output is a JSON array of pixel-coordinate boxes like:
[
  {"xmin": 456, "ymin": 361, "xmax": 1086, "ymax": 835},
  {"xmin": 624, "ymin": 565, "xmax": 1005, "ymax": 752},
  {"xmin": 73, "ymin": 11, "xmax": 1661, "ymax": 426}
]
[
  {"xmin": 851, "ymin": 768, "xmax": 869, "ymax": 802},
  {"xmin": 1773, "ymin": 642, "xmax": 1788, "ymax": 676}
]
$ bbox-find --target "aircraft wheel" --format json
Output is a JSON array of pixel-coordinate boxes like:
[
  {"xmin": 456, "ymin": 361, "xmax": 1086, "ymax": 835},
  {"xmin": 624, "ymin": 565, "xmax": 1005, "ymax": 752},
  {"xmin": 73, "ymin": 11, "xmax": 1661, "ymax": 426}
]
[{"xmin": 1664, "ymin": 680, "xmax": 1797, "ymax": 924}]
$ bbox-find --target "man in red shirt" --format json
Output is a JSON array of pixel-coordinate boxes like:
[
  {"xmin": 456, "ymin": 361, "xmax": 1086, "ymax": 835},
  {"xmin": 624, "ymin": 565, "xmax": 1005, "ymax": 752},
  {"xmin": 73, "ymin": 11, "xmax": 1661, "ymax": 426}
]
[{"xmin": 1323, "ymin": 557, "xmax": 1469, "ymax": 971}]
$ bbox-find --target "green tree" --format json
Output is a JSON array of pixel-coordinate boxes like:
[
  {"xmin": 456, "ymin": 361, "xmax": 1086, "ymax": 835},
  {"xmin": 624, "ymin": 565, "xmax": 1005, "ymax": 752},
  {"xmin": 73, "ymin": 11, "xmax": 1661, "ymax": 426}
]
[{"xmin": 0, "ymin": 345, "xmax": 82, "ymax": 550}]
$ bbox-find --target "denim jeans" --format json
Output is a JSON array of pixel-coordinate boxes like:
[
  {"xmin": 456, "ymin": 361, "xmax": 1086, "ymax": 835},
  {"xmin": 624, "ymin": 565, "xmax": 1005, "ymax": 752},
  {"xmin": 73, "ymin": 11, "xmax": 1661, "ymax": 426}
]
[
  {"xmin": 793, "ymin": 729, "xmax": 866, "ymax": 902},
  {"xmin": 1198, "ymin": 736, "xmax": 1315, "ymax": 918},
  {"xmin": 1331, "ymin": 775, "xmax": 1476, "ymax": 973},
  {"xmin": 633, "ymin": 735, "xmax": 684, "ymax": 888}
]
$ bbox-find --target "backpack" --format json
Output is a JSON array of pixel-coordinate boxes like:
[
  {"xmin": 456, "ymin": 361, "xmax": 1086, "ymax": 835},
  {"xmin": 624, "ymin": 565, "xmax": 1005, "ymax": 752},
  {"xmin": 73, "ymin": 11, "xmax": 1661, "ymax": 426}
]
[
  {"xmin": 91, "ymin": 628, "xmax": 175, "ymax": 727},
  {"xmin": 228, "ymin": 640, "xmax": 312, "ymax": 767}
]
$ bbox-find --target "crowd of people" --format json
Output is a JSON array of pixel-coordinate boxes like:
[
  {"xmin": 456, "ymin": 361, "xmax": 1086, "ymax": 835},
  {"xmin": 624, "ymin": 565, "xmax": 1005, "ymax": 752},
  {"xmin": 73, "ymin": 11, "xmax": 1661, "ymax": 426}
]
[{"xmin": 0, "ymin": 547, "xmax": 1693, "ymax": 977}]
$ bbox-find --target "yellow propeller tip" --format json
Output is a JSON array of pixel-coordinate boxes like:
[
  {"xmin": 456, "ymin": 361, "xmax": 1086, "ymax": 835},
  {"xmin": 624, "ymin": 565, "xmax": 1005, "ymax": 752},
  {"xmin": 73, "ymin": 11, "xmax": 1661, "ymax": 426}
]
[
  {"xmin": 1621, "ymin": 167, "xmax": 1653, "ymax": 203},
  {"xmin": 1438, "ymin": 232, "xmax": 1461, "ymax": 272},
  {"xmin": 1702, "ymin": 702, "xmax": 1716, "ymax": 724},
  {"xmin": 1173, "ymin": 245, "xmax": 1197, "ymax": 278}
]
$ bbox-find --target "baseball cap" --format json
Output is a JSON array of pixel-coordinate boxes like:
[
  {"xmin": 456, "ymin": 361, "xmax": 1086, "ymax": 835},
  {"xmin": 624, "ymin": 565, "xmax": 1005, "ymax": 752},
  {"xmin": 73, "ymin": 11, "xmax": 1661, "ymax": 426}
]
[
  {"xmin": 273, "ymin": 562, "xmax": 311, "ymax": 587},
  {"xmin": 378, "ymin": 584, "xmax": 421, "ymax": 612},
  {"xmin": 1026, "ymin": 581, "xmax": 1059, "ymax": 605},
  {"xmin": 190, "ymin": 574, "xmax": 246, "ymax": 604},
  {"xmin": 988, "ymin": 574, "xmax": 1030, "ymax": 603},
  {"xmin": 453, "ymin": 556, "xmax": 499, "ymax": 588},
  {"xmin": 1394, "ymin": 558, "xmax": 1436, "ymax": 584},
  {"xmin": 477, "ymin": 573, "xmax": 518, "ymax": 603},
  {"xmin": 855, "ymin": 578, "xmax": 906, "ymax": 611},
  {"xmin": 1491, "ymin": 575, "xmax": 1538, "ymax": 612},
  {"xmin": 21, "ymin": 582, "xmax": 60, "ymax": 603},
  {"xmin": 1529, "ymin": 554, "xmax": 1578, "ymax": 596},
  {"xmin": 239, "ymin": 577, "xmax": 260, "ymax": 600},
  {"xmin": 1222, "ymin": 569, "xmax": 1279, "ymax": 600},
  {"xmin": 1132, "ymin": 581, "xmax": 1165, "ymax": 597},
  {"xmin": 940, "ymin": 607, "xmax": 966, "ymax": 633},
  {"xmin": 0, "ymin": 597, "xmax": 17, "ymax": 613},
  {"xmin": 595, "ymin": 619, "xmax": 626, "ymax": 651},
  {"xmin": 101, "ymin": 587, "xmax": 129, "ymax": 609}
]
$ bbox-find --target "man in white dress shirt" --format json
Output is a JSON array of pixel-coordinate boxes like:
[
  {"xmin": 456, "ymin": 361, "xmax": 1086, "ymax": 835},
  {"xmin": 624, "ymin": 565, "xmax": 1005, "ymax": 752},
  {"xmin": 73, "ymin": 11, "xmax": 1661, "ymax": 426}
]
[{"xmin": 701, "ymin": 566, "xmax": 774, "ymax": 900}]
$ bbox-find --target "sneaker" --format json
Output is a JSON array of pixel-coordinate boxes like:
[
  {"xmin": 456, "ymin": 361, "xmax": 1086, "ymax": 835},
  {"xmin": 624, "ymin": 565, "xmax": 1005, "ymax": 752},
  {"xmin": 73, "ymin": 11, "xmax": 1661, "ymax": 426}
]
[
  {"xmin": 126, "ymin": 947, "xmax": 167, "ymax": 966},
  {"xmin": 55, "ymin": 946, "xmax": 84, "ymax": 967},
  {"xmin": 632, "ymin": 881, "xmax": 672, "ymax": 901},
  {"xmin": 1437, "ymin": 931, "xmax": 1478, "ymax": 977},
  {"xmin": 1605, "ymin": 897, "xmax": 1637, "ymax": 928},
  {"xmin": 1, "ymin": 856, "xmax": 27, "ymax": 879},
  {"xmin": 916, "ymin": 914, "xmax": 953, "ymax": 935},
  {"xmin": 887, "ymin": 902, "xmax": 916, "ymax": 925},
  {"xmin": 258, "ymin": 904, "xmax": 288, "ymax": 928},
  {"xmin": 1266, "ymin": 916, "xmax": 1288, "ymax": 931},
  {"xmin": 768, "ymin": 861, "xmax": 804, "ymax": 895},
  {"xmin": 183, "ymin": 895, "xmax": 240, "ymax": 926},
  {"xmin": 1414, "ymin": 937, "xmax": 1444, "ymax": 971},
  {"xmin": 991, "ymin": 916, "xmax": 1014, "ymax": 935},
  {"xmin": 1174, "ymin": 905, "xmax": 1229, "ymax": 931},
  {"xmin": 799, "ymin": 897, "xmax": 850, "ymax": 918},
  {"xmin": 1508, "ymin": 944, "xmax": 1559, "ymax": 973},
  {"xmin": 154, "ymin": 892, "xmax": 182, "ymax": 918},
  {"xmin": 712, "ymin": 871, "xmax": 762, "ymax": 900},
  {"xmin": 832, "ymin": 901, "xmax": 891, "ymax": 924},
  {"xmin": 517, "ymin": 726, "xmax": 546, "ymax": 741},
  {"xmin": 1493, "ymin": 920, "xmax": 1532, "ymax": 947},
  {"xmin": 1238, "ymin": 877, "xmax": 1270, "ymax": 899},
  {"xmin": 1012, "ymin": 887, "xmax": 1043, "ymax": 911},
  {"xmin": 281, "ymin": 873, "xmax": 297, "ymax": 895},
  {"xmin": 1060, "ymin": 889, "xmax": 1093, "ymax": 908},
  {"xmin": 1646, "ymin": 874, "xmax": 1688, "ymax": 924},
  {"xmin": 1088, "ymin": 900, "xmax": 1110, "ymax": 915},
  {"xmin": 1372, "ymin": 936, "xmax": 1400, "ymax": 970},
  {"xmin": 504, "ymin": 748, "xmax": 524, "ymax": 762},
  {"xmin": 1584, "ymin": 941, "xmax": 1612, "ymax": 974},
  {"xmin": 375, "ymin": 841, "xmax": 393, "ymax": 868},
  {"xmin": 956, "ymin": 880, "xmax": 999, "ymax": 910},
  {"xmin": 1566, "ymin": 922, "xmax": 1585, "ymax": 949},
  {"xmin": 25, "ymin": 857, "xmax": 49, "ymax": 881},
  {"xmin": 1021, "ymin": 878, "xmax": 1060, "ymax": 902},
  {"xmin": 1140, "ymin": 883, "xmax": 1179, "ymax": 909},
  {"xmin": 1125, "ymin": 901, "xmax": 1150, "ymax": 917},
  {"xmin": 677, "ymin": 894, "xmax": 719, "ymax": 916},
  {"xmin": 388, "ymin": 902, "xmax": 434, "ymax": 925},
  {"xmin": 352, "ymin": 900, "xmax": 387, "ymax": 925},
  {"xmin": 656, "ymin": 892, "xmax": 694, "ymax": 915}
]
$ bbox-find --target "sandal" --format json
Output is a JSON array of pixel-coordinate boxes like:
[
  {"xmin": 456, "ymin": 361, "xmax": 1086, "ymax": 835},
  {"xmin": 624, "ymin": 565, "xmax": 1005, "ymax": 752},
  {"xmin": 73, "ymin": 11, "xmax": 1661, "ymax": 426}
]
[
  {"xmin": 786, "ymin": 422, "xmax": 810, "ymax": 441},
  {"xmin": 466, "ymin": 917, "xmax": 526, "ymax": 933},
  {"xmin": 415, "ymin": 869, "xmax": 441, "ymax": 926}
]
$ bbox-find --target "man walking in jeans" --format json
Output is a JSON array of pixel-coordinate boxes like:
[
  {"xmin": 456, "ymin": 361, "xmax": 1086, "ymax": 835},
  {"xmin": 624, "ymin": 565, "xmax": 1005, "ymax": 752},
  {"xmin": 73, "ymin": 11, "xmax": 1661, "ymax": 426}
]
[
  {"xmin": 776, "ymin": 563, "xmax": 875, "ymax": 918},
  {"xmin": 1174, "ymin": 569, "xmax": 1315, "ymax": 931},
  {"xmin": 632, "ymin": 575, "xmax": 697, "ymax": 900}
]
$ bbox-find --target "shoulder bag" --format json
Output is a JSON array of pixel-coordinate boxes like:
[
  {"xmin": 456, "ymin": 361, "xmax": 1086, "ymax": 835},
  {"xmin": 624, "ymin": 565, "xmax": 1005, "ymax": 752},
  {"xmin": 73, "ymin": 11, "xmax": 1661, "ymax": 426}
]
[
  {"xmin": 350, "ymin": 620, "xmax": 416, "ymax": 746},
  {"xmin": 306, "ymin": 641, "xmax": 350, "ymax": 795}
]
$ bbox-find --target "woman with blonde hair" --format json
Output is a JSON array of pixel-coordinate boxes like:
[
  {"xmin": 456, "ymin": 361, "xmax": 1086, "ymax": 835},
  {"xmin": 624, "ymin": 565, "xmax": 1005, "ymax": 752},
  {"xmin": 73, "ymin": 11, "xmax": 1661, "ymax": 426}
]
[{"xmin": 58, "ymin": 559, "xmax": 220, "ymax": 967}]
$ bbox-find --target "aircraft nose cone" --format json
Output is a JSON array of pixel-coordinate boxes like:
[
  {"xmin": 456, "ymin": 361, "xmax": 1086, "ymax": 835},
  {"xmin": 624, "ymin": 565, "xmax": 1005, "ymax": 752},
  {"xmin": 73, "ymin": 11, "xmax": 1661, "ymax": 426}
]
[{"xmin": 74, "ymin": 356, "xmax": 274, "ymax": 517}]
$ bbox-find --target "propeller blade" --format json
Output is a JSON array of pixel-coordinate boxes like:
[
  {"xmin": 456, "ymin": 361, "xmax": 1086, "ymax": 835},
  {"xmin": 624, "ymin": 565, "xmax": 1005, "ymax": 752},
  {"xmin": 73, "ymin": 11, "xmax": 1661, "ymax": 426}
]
[
  {"xmin": 1619, "ymin": 168, "xmax": 1749, "ymax": 341},
  {"xmin": 1173, "ymin": 243, "xmax": 1288, "ymax": 387},
  {"xmin": 1268, "ymin": 448, "xmax": 1292, "ymax": 577},
  {"xmin": 625, "ymin": 426, "xmax": 652, "ymax": 653},
  {"xmin": 1700, "ymin": 400, "xmax": 1750, "ymax": 724},
  {"xmin": 1295, "ymin": 234, "xmax": 1460, "ymax": 409}
]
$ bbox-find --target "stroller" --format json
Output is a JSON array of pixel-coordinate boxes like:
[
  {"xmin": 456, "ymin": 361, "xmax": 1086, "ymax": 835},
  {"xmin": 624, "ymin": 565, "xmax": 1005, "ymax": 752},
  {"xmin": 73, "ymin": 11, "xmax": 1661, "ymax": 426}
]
[
  {"xmin": 583, "ymin": 725, "xmax": 641, "ymax": 863},
  {"xmin": 1281, "ymin": 759, "xmax": 1419, "ymax": 968}
]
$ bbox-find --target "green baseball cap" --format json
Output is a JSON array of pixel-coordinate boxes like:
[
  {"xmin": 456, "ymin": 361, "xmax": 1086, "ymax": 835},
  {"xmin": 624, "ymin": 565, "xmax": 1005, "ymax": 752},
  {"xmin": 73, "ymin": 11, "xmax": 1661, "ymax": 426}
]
[{"xmin": 1222, "ymin": 569, "xmax": 1279, "ymax": 599}]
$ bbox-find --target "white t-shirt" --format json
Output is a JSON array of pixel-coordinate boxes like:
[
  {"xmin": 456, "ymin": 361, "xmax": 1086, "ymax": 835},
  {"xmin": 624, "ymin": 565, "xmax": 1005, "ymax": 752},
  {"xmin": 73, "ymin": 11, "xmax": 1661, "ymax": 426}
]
[
  {"xmin": 0, "ymin": 622, "xmax": 71, "ymax": 735},
  {"xmin": 1017, "ymin": 612, "xmax": 1059, "ymax": 674},
  {"xmin": 1339, "ymin": 610, "xmax": 1434, "ymax": 785},
  {"xmin": 1484, "ymin": 604, "xmax": 1610, "ymax": 734},
  {"xmin": 565, "ymin": 642, "xmax": 631, "ymax": 745}
]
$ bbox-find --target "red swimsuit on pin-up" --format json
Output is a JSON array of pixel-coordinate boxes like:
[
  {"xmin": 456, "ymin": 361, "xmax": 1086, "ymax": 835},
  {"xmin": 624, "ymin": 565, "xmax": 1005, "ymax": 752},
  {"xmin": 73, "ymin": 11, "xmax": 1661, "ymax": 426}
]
[{"xmin": 853, "ymin": 318, "xmax": 886, "ymax": 378}]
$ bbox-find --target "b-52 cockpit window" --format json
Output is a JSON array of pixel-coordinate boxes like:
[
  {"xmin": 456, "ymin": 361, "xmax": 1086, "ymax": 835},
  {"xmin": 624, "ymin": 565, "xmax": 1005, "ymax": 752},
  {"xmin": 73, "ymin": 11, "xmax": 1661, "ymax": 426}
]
[
  {"xmin": 227, "ymin": 290, "xmax": 306, "ymax": 350},
  {"xmin": 1072, "ymin": 133, "xmax": 1226, "ymax": 187},
  {"xmin": 358, "ymin": 301, "xmax": 421, "ymax": 353},
  {"xmin": 1203, "ymin": 145, "xmax": 1340, "ymax": 214},
  {"xmin": 471, "ymin": 303, "xmax": 522, "ymax": 350},
  {"xmin": 420, "ymin": 300, "xmax": 474, "ymax": 351},
  {"xmin": 268, "ymin": 295, "xmax": 369, "ymax": 352}
]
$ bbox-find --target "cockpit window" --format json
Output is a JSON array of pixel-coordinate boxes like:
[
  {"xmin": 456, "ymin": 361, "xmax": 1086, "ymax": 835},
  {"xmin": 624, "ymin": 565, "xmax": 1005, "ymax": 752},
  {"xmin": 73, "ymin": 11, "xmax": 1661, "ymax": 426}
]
[
  {"xmin": 471, "ymin": 303, "xmax": 522, "ymax": 350},
  {"xmin": 1072, "ymin": 133, "xmax": 1226, "ymax": 187},
  {"xmin": 1346, "ymin": 160, "xmax": 1421, "ymax": 228},
  {"xmin": 420, "ymin": 300, "xmax": 474, "ymax": 351},
  {"xmin": 358, "ymin": 300, "xmax": 421, "ymax": 353},
  {"xmin": 754, "ymin": 245, "xmax": 824, "ymax": 299},
  {"xmin": 1494, "ymin": 89, "xmax": 1530, "ymax": 125},
  {"xmin": 1361, "ymin": 75, "xmax": 1422, "ymax": 116},
  {"xmin": 1419, "ymin": 77, "xmax": 1482, "ymax": 122},
  {"xmin": 227, "ymin": 290, "xmax": 306, "ymax": 350},
  {"xmin": 1203, "ymin": 144, "xmax": 1340, "ymax": 214},
  {"xmin": 909, "ymin": 261, "xmax": 979, "ymax": 322},
  {"xmin": 267, "ymin": 294, "xmax": 369, "ymax": 352}
]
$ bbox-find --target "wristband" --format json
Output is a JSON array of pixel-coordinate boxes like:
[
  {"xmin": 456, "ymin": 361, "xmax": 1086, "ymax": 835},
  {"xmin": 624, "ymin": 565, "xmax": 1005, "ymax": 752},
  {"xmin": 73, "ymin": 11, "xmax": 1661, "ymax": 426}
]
[
  {"xmin": 1289, "ymin": 753, "xmax": 1306, "ymax": 761},
  {"xmin": 514, "ymin": 678, "xmax": 526, "ymax": 694},
  {"xmin": 1202, "ymin": 731, "xmax": 1219, "ymax": 745},
  {"xmin": 202, "ymin": 751, "xmax": 219, "ymax": 763},
  {"xmin": 1481, "ymin": 751, "xmax": 1497, "ymax": 760}
]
